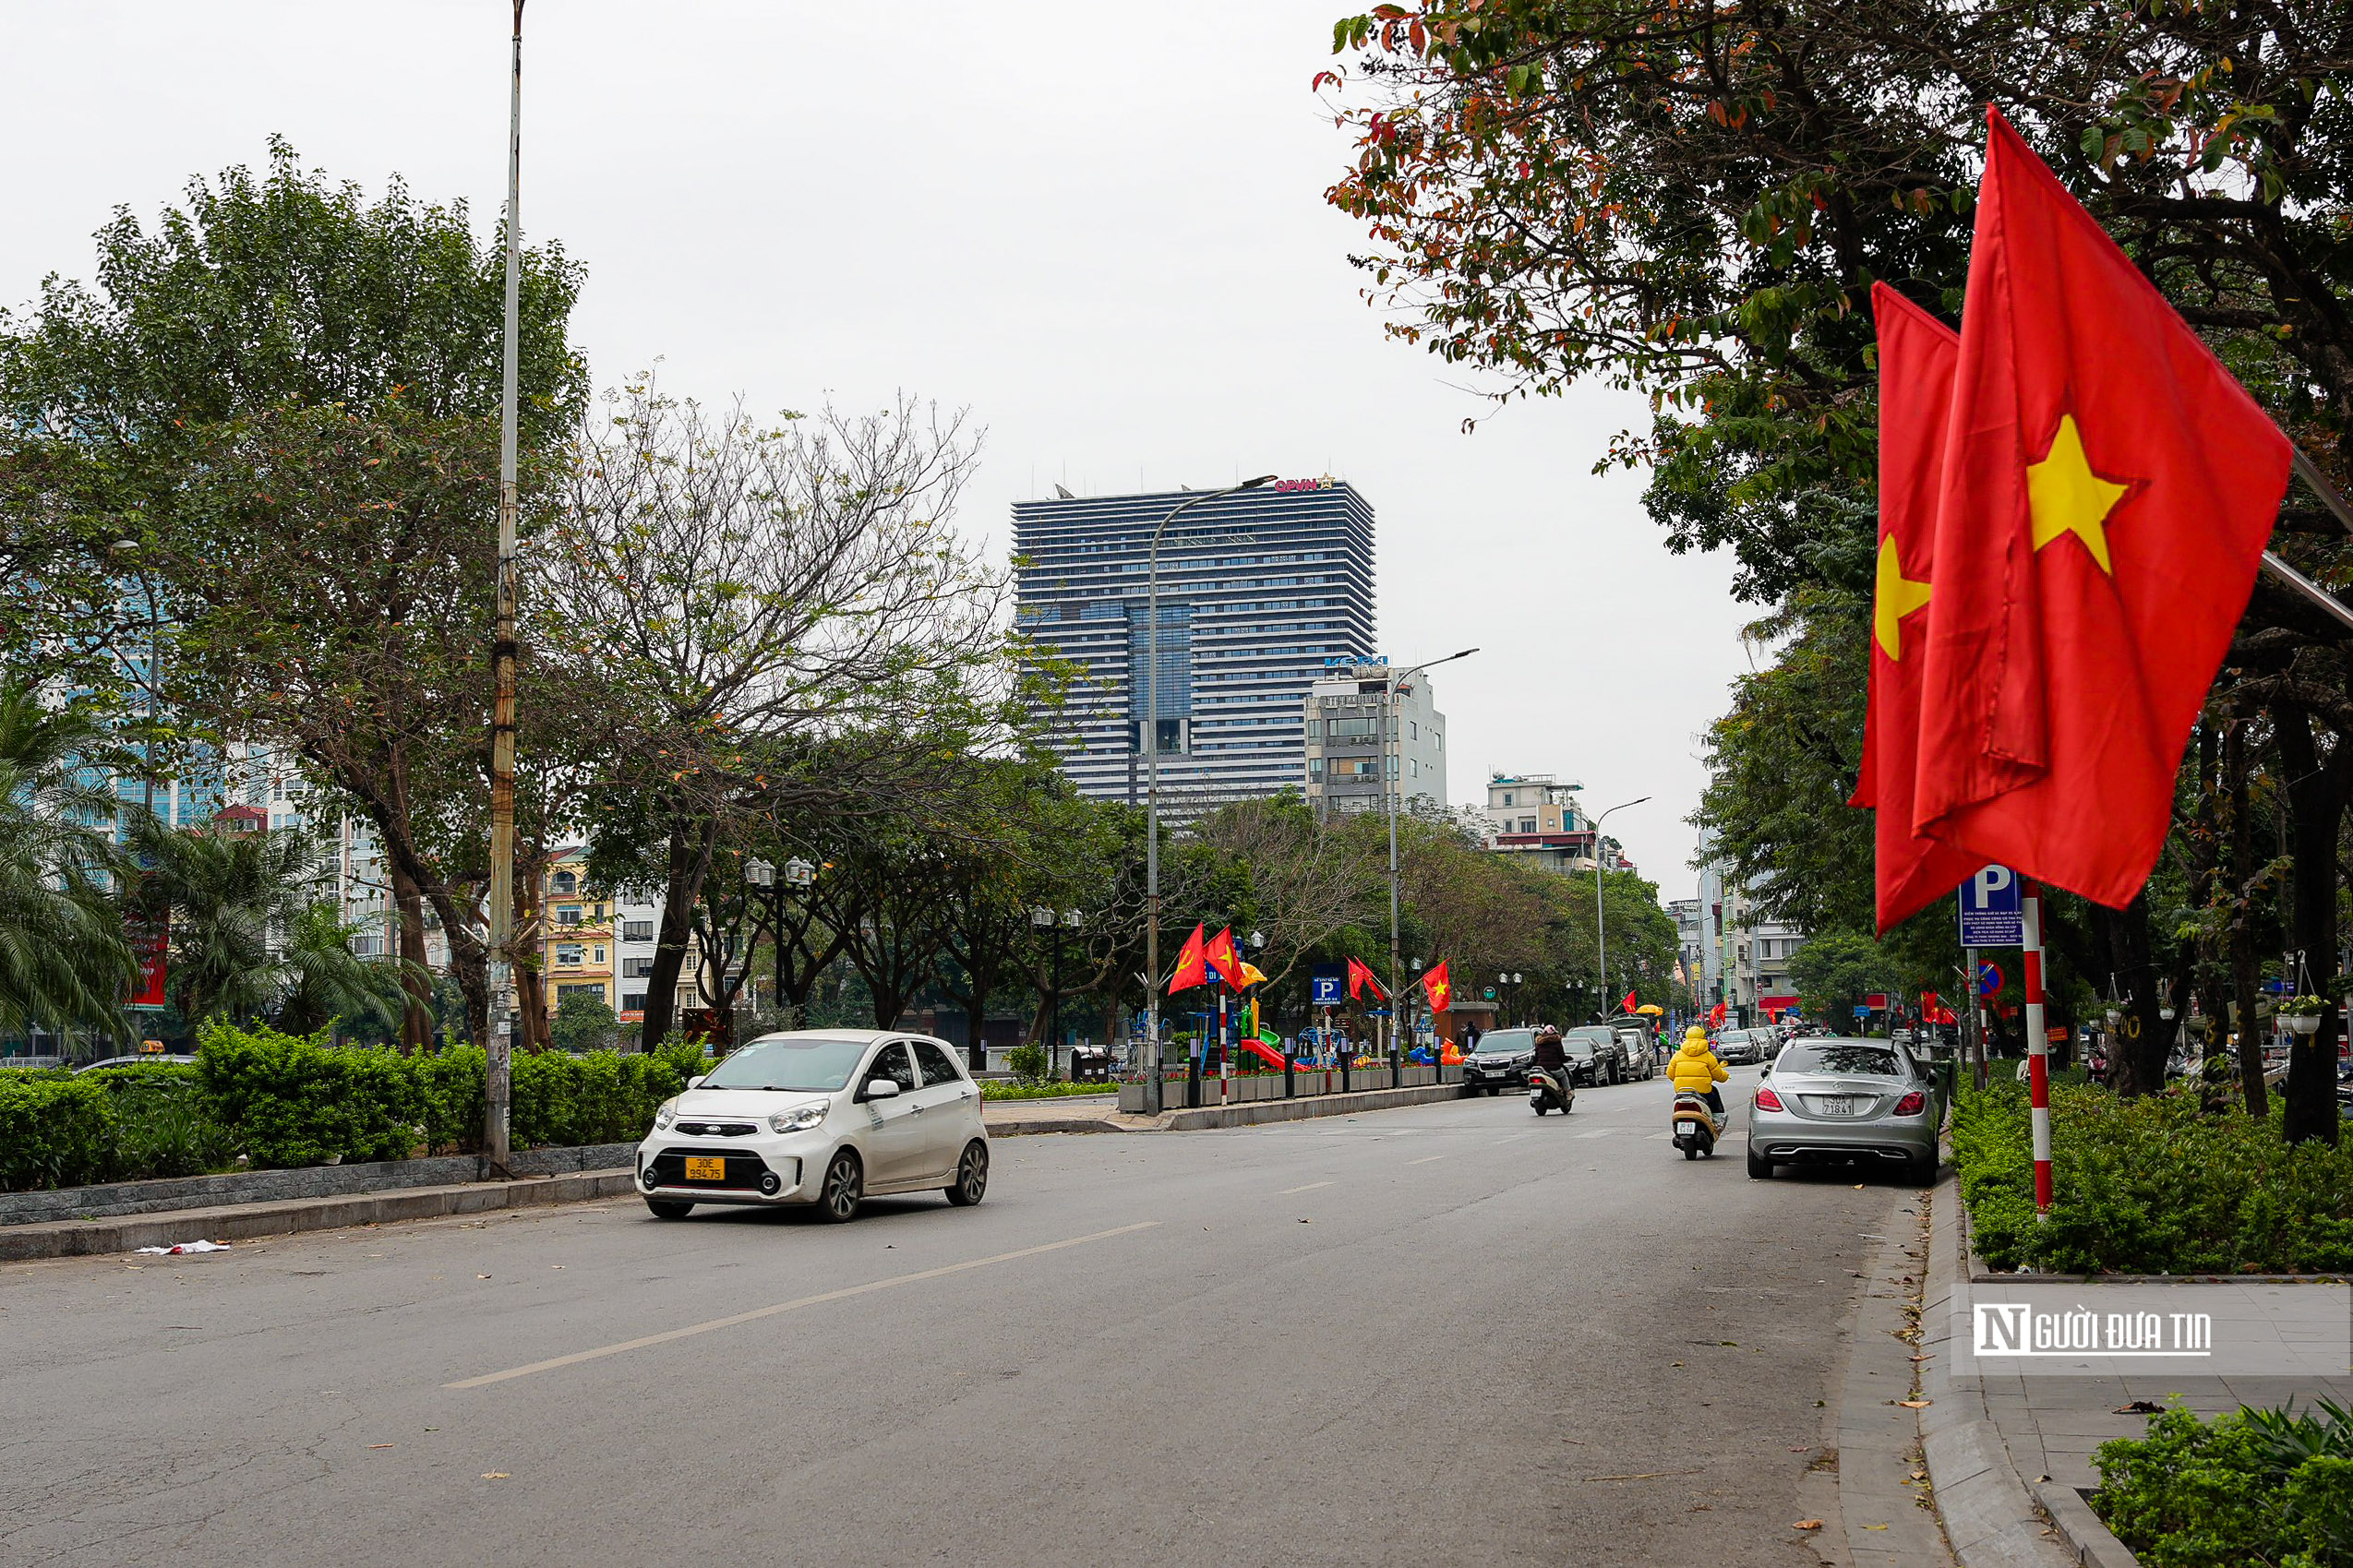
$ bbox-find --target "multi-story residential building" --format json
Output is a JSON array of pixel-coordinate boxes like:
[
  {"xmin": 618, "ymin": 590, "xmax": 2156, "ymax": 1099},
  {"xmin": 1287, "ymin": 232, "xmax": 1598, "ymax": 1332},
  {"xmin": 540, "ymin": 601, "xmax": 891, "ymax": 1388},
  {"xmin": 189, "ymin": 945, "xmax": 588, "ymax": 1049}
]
[
  {"xmin": 1013, "ymin": 477, "xmax": 1377, "ymax": 810},
  {"xmin": 1473, "ymin": 772, "xmax": 1638, "ymax": 877},
  {"xmin": 538, "ymin": 849, "xmax": 618, "ymax": 1018},
  {"xmin": 1697, "ymin": 854, "xmax": 1806, "ymax": 1025},
  {"xmin": 1300, "ymin": 659, "xmax": 1447, "ymax": 820}
]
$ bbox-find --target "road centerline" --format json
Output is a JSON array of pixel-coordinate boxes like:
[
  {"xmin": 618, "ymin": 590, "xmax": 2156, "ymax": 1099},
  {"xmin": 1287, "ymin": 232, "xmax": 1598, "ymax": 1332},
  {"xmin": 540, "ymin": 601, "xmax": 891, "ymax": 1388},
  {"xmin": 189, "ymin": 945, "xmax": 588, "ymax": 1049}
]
[
  {"xmin": 443, "ymin": 1220, "xmax": 1160, "ymax": 1389},
  {"xmin": 1407, "ymin": 1155, "xmax": 1446, "ymax": 1166},
  {"xmin": 1279, "ymin": 1180, "xmax": 1336, "ymax": 1194}
]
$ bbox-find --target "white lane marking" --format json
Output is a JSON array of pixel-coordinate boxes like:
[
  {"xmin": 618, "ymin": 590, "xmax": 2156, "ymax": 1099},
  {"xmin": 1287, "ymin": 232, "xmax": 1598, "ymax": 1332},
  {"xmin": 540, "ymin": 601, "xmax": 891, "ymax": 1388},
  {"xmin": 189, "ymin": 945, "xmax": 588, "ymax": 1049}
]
[
  {"xmin": 445, "ymin": 1221, "xmax": 1160, "ymax": 1388},
  {"xmin": 1279, "ymin": 1180, "xmax": 1335, "ymax": 1195},
  {"xmin": 1572, "ymin": 1130, "xmax": 1615, "ymax": 1140},
  {"xmin": 1407, "ymin": 1155, "xmax": 1446, "ymax": 1166},
  {"xmin": 1495, "ymin": 1133, "xmax": 1530, "ymax": 1145}
]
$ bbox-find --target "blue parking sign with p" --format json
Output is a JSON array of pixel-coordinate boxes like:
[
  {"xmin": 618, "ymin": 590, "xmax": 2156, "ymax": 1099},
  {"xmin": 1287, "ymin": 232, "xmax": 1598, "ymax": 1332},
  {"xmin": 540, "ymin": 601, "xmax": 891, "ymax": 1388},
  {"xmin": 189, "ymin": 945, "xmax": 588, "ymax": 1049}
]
[
  {"xmin": 1311, "ymin": 964, "xmax": 1344, "ymax": 1007},
  {"xmin": 1958, "ymin": 865, "xmax": 2023, "ymax": 947}
]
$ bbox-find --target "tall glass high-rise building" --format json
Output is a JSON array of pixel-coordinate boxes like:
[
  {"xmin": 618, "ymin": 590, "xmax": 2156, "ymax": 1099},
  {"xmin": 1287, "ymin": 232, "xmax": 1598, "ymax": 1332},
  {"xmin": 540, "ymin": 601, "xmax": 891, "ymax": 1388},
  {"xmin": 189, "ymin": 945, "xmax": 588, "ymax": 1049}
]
[{"xmin": 1013, "ymin": 479, "xmax": 1377, "ymax": 808}]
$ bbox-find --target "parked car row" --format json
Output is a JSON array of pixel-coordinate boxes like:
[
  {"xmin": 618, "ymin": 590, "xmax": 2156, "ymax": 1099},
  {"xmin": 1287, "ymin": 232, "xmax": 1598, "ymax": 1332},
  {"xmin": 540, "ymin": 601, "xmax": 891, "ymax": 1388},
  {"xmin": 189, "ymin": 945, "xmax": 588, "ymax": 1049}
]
[{"xmin": 1459, "ymin": 1023, "xmax": 1659, "ymax": 1095}]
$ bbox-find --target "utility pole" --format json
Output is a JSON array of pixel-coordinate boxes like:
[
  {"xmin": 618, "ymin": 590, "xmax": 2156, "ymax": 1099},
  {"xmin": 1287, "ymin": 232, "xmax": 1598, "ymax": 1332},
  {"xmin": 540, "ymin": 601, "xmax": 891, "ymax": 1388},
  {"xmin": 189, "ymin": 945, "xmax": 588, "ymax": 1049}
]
[{"xmin": 484, "ymin": 0, "xmax": 526, "ymax": 1176}]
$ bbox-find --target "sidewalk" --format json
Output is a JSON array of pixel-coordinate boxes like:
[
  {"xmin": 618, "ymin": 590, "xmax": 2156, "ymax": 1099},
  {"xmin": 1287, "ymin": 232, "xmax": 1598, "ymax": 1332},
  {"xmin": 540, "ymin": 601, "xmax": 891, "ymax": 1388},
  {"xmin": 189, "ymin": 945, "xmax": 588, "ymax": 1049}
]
[{"xmin": 1917, "ymin": 1172, "xmax": 2353, "ymax": 1567}]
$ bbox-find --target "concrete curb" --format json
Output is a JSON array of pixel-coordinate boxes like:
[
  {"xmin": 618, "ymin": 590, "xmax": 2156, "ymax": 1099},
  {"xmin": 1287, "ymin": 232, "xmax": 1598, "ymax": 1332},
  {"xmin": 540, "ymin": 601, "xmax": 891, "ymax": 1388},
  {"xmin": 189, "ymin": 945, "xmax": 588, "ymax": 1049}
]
[
  {"xmin": 0, "ymin": 1168, "xmax": 637, "ymax": 1262},
  {"xmin": 2031, "ymin": 1480, "xmax": 2139, "ymax": 1568},
  {"xmin": 1919, "ymin": 1171, "xmax": 2082, "ymax": 1568},
  {"xmin": 1152, "ymin": 1082, "xmax": 1466, "ymax": 1130},
  {"xmin": 986, "ymin": 1083, "xmax": 1467, "ymax": 1135},
  {"xmin": 1831, "ymin": 1210, "xmax": 1953, "ymax": 1567}
]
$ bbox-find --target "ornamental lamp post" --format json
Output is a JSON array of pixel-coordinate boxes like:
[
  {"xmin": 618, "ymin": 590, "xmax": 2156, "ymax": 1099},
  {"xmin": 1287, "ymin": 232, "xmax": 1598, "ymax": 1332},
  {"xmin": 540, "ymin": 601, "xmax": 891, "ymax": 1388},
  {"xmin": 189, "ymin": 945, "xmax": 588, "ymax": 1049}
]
[
  {"xmin": 1384, "ymin": 647, "xmax": 1479, "ymax": 1079},
  {"xmin": 1591, "ymin": 796, "xmax": 1650, "ymax": 1024}
]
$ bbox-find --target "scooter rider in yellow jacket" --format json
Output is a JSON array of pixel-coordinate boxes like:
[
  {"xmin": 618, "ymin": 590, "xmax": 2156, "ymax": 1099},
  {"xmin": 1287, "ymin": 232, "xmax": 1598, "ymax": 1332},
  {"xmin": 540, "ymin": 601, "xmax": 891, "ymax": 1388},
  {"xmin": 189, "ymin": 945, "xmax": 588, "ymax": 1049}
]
[{"xmin": 1667, "ymin": 1026, "xmax": 1730, "ymax": 1115}]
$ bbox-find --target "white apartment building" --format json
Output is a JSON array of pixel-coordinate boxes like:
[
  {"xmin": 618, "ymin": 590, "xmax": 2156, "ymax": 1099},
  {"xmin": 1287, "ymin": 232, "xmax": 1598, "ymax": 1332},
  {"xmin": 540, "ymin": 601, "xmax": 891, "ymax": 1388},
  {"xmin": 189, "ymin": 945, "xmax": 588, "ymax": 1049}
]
[{"xmin": 1301, "ymin": 660, "xmax": 1447, "ymax": 820}]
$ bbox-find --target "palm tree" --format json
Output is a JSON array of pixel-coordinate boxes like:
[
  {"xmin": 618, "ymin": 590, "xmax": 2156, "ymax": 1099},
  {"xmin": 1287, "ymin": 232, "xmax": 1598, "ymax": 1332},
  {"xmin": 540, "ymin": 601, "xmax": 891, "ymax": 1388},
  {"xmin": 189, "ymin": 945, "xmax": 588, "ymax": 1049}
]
[
  {"xmin": 125, "ymin": 810, "xmax": 313, "ymax": 1025},
  {"xmin": 273, "ymin": 902, "xmax": 405, "ymax": 1040},
  {"xmin": 0, "ymin": 676, "xmax": 136, "ymax": 1043}
]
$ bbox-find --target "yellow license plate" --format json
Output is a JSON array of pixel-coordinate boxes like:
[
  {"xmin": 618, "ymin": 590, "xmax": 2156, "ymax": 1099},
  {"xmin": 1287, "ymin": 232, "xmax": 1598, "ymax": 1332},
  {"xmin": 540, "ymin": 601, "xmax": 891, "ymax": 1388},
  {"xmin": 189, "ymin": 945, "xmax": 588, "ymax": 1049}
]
[{"xmin": 685, "ymin": 1155, "xmax": 726, "ymax": 1181}]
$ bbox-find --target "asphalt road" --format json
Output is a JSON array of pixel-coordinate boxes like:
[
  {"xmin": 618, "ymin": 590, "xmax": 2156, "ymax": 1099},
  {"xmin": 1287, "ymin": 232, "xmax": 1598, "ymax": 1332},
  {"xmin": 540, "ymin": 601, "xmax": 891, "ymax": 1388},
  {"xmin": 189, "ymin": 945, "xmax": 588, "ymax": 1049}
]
[{"xmin": 1, "ymin": 1068, "xmax": 1912, "ymax": 1568}]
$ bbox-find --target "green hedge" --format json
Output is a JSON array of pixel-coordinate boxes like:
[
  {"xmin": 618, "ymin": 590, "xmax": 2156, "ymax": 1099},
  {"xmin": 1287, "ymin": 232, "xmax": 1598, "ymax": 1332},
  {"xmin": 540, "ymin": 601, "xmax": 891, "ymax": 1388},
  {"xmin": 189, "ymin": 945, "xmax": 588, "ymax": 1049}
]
[
  {"xmin": 0, "ymin": 1025, "xmax": 702, "ymax": 1191},
  {"xmin": 0, "ymin": 1073, "xmax": 116, "ymax": 1192},
  {"xmin": 2094, "ymin": 1402, "xmax": 2353, "ymax": 1567},
  {"xmin": 1953, "ymin": 1081, "xmax": 2353, "ymax": 1275}
]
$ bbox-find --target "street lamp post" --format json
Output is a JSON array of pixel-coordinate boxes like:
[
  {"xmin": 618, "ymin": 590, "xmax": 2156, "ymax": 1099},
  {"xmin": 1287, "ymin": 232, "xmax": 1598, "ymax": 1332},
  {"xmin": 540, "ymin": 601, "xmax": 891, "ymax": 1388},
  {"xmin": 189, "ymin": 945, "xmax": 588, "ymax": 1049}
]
[
  {"xmin": 1384, "ymin": 648, "xmax": 1477, "ymax": 1079},
  {"xmin": 1143, "ymin": 475, "xmax": 1276, "ymax": 1113},
  {"xmin": 1591, "ymin": 796, "xmax": 1650, "ymax": 1024}
]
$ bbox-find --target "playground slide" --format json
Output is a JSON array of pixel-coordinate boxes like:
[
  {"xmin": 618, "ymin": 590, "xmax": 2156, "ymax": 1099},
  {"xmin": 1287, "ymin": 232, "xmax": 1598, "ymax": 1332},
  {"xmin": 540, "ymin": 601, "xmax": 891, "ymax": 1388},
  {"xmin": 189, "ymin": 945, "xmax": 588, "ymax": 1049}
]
[{"xmin": 1240, "ymin": 1036, "xmax": 1287, "ymax": 1071}]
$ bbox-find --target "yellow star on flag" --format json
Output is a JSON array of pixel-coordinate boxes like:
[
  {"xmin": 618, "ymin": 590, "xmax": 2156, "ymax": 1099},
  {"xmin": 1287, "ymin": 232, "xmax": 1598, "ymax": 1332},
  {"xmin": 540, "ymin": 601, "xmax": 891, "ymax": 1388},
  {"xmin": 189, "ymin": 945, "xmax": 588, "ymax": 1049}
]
[
  {"xmin": 1874, "ymin": 533, "xmax": 1933, "ymax": 660},
  {"xmin": 2026, "ymin": 413, "xmax": 2128, "ymax": 574}
]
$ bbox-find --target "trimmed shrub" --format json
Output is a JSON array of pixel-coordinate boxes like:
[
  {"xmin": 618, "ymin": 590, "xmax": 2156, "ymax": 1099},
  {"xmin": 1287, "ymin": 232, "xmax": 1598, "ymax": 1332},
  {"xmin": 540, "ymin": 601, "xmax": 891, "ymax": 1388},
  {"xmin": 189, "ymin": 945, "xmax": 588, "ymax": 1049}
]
[
  {"xmin": 1953, "ymin": 1080, "xmax": 2353, "ymax": 1275},
  {"xmin": 0, "ymin": 1072, "xmax": 116, "ymax": 1191},
  {"xmin": 512, "ymin": 1048, "xmax": 684, "ymax": 1148},
  {"xmin": 2094, "ymin": 1402, "xmax": 2353, "ymax": 1567},
  {"xmin": 84, "ymin": 1063, "xmax": 236, "ymax": 1179},
  {"xmin": 195, "ymin": 1021, "xmax": 422, "ymax": 1168}
]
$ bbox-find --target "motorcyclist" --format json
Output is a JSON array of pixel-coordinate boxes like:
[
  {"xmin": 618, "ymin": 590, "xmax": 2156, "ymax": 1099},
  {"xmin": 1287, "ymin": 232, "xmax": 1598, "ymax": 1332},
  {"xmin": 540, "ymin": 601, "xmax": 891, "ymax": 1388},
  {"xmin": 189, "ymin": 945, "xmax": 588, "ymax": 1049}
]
[
  {"xmin": 1532, "ymin": 1023, "xmax": 1567, "ymax": 1082},
  {"xmin": 1667, "ymin": 1024, "xmax": 1729, "ymax": 1115}
]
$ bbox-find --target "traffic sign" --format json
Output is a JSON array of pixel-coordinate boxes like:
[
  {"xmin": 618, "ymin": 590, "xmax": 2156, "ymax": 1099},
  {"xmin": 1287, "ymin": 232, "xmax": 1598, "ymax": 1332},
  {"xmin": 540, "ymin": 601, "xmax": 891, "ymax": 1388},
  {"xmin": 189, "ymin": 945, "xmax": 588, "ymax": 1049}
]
[
  {"xmin": 1853, "ymin": 1004, "xmax": 1870, "ymax": 1020},
  {"xmin": 1311, "ymin": 964, "xmax": 1344, "ymax": 1007},
  {"xmin": 1975, "ymin": 961, "xmax": 2004, "ymax": 999},
  {"xmin": 1958, "ymin": 865, "xmax": 2023, "ymax": 946}
]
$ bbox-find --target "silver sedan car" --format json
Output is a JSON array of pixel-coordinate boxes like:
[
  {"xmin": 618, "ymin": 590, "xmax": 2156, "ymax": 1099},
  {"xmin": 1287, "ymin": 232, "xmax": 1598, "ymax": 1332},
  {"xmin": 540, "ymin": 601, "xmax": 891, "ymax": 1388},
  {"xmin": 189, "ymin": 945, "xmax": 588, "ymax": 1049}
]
[{"xmin": 1746, "ymin": 1036, "xmax": 1940, "ymax": 1183}]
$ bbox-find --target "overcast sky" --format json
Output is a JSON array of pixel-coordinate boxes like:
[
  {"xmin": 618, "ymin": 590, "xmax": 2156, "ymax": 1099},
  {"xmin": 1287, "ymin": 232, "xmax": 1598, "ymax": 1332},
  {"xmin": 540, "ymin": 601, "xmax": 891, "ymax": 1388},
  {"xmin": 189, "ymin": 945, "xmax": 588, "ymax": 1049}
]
[{"xmin": 3, "ymin": 1, "xmax": 1753, "ymax": 890}]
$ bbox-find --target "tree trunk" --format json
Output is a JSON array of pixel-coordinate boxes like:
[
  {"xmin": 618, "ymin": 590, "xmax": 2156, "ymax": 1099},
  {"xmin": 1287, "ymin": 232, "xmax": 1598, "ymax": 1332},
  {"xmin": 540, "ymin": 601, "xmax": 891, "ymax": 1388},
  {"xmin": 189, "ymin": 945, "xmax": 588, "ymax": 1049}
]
[
  {"xmin": 515, "ymin": 838, "xmax": 549, "ymax": 1054},
  {"xmin": 2227, "ymin": 724, "xmax": 2270, "ymax": 1119},
  {"xmin": 390, "ymin": 857, "xmax": 433, "ymax": 1054},
  {"xmin": 2275, "ymin": 706, "xmax": 2344, "ymax": 1145},
  {"xmin": 639, "ymin": 812, "xmax": 718, "ymax": 1050},
  {"xmin": 2096, "ymin": 896, "xmax": 2169, "ymax": 1097}
]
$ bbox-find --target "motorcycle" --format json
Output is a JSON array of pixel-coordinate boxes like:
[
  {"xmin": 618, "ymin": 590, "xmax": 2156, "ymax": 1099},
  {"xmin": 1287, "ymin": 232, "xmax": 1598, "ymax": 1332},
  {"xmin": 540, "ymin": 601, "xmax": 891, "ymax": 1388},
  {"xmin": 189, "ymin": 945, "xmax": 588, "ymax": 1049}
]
[
  {"xmin": 1529, "ymin": 1064, "xmax": 1575, "ymax": 1117},
  {"xmin": 1671, "ymin": 1090, "xmax": 1724, "ymax": 1158}
]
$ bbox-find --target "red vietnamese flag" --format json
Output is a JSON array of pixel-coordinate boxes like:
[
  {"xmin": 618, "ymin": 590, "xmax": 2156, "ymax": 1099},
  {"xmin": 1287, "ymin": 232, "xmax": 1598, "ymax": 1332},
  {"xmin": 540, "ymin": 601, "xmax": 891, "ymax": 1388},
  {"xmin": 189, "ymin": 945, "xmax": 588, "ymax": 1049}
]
[
  {"xmin": 1346, "ymin": 956, "xmax": 1387, "ymax": 1001},
  {"xmin": 1707, "ymin": 1000, "xmax": 1726, "ymax": 1028},
  {"xmin": 1166, "ymin": 925, "xmax": 1207, "ymax": 993},
  {"xmin": 1203, "ymin": 927, "xmax": 1242, "ymax": 989},
  {"xmin": 1620, "ymin": 988, "xmax": 1639, "ymax": 1016},
  {"xmin": 1858, "ymin": 284, "xmax": 1988, "ymax": 931},
  {"xmin": 1421, "ymin": 962, "xmax": 1451, "ymax": 1013},
  {"xmin": 1914, "ymin": 109, "xmax": 2292, "ymax": 906}
]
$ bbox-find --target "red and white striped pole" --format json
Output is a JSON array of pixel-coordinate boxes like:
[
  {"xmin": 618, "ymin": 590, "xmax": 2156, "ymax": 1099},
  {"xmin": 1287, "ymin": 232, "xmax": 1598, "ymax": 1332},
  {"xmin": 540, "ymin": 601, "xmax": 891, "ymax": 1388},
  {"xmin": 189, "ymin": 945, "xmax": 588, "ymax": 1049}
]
[{"xmin": 2021, "ymin": 878, "xmax": 2054, "ymax": 1217}]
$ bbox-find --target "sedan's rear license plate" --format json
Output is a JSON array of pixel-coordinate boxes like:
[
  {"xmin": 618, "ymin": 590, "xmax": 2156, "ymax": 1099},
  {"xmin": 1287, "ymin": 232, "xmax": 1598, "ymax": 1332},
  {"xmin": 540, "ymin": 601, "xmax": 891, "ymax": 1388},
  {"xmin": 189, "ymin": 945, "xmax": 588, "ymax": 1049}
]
[
  {"xmin": 685, "ymin": 1155, "xmax": 726, "ymax": 1181},
  {"xmin": 1810, "ymin": 1096, "xmax": 1862, "ymax": 1117}
]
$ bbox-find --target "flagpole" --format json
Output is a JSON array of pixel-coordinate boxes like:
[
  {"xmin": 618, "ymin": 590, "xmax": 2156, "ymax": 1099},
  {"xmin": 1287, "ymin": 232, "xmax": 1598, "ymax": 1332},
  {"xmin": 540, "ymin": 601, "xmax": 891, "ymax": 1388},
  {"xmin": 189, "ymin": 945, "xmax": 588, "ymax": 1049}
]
[{"xmin": 2022, "ymin": 879, "xmax": 2054, "ymax": 1218}]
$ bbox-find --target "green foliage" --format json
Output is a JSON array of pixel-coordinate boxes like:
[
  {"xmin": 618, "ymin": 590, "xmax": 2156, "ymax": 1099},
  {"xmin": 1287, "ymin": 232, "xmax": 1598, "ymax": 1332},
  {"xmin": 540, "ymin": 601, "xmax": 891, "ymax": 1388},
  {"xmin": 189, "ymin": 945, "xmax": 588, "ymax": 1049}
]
[
  {"xmin": 0, "ymin": 1071, "xmax": 116, "ymax": 1191},
  {"xmin": 1953, "ymin": 1082, "xmax": 2353, "ymax": 1274},
  {"xmin": 0, "ymin": 676, "xmax": 135, "ymax": 1037},
  {"xmin": 1005, "ymin": 1043, "xmax": 1051, "ymax": 1085},
  {"xmin": 980, "ymin": 1079, "xmax": 1110, "ymax": 1100},
  {"xmin": 549, "ymin": 990, "xmax": 618, "ymax": 1055},
  {"xmin": 84, "ymin": 1063, "xmax": 237, "ymax": 1179},
  {"xmin": 510, "ymin": 1048, "xmax": 684, "ymax": 1148},
  {"xmin": 1787, "ymin": 931, "xmax": 1902, "ymax": 1024},
  {"xmin": 2094, "ymin": 1403, "xmax": 2353, "ymax": 1568},
  {"xmin": 194, "ymin": 1020, "xmax": 423, "ymax": 1168}
]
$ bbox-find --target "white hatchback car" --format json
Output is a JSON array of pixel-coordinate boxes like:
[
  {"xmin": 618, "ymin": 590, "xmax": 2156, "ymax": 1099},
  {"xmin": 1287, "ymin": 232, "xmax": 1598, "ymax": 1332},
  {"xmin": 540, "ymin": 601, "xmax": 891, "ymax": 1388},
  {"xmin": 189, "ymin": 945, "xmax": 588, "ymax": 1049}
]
[{"xmin": 635, "ymin": 1030, "xmax": 989, "ymax": 1222}]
